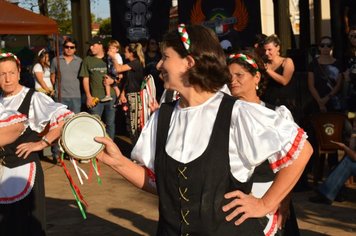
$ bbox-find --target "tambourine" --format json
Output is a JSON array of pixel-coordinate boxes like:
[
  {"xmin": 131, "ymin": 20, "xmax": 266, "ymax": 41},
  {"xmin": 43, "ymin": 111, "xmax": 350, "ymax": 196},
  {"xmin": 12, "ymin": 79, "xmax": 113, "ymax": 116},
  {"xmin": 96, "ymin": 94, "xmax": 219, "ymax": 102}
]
[{"xmin": 59, "ymin": 112, "xmax": 106, "ymax": 160}]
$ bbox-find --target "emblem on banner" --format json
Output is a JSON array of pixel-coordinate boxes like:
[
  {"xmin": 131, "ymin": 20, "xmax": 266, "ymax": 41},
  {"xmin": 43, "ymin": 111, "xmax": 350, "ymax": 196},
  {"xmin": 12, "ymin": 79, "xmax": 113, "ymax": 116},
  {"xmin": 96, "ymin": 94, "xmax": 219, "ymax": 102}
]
[{"xmin": 125, "ymin": 0, "xmax": 152, "ymax": 41}]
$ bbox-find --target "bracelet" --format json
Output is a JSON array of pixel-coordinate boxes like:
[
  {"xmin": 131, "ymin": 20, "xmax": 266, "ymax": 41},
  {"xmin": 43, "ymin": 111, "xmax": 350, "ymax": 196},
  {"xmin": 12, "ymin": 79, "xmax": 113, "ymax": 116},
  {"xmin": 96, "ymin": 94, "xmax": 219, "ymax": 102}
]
[{"xmin": 41, "ymin": 136, "xmax": 51, "ymax": 146}]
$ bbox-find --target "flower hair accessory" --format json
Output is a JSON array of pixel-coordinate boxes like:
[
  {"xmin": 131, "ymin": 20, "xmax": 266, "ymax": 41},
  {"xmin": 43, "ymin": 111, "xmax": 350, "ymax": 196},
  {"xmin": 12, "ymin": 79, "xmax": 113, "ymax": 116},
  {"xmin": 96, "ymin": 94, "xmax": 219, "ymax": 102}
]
[
  {"xmin": 228, "ymin": 53, "xmax": 259, "ymax": 71},
  {"xmin": 178, "ymin": 23, "xmax": 191, "ymax": 53},
  {"xmin": 0, "ymin": 52, "xmax": 21, "ymax": 66}
]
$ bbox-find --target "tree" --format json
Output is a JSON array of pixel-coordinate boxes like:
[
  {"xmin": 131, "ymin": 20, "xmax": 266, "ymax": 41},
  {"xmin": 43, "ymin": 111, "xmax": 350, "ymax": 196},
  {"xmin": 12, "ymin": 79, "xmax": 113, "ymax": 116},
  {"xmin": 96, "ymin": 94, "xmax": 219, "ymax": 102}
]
[
  {"xmin": 98, "ymin": 18, "xmax": 111, "ymax": 36},
  {"xmin": 38, "ymin": 0, "xmax": 48, "ymax": 16},
  {"xmin": 19, "ymin": 0, "xmax": 72, "ymax": 34},
  {"xmin": 47, "ymin": 0, "xmax": 72, "ymax": 34}
]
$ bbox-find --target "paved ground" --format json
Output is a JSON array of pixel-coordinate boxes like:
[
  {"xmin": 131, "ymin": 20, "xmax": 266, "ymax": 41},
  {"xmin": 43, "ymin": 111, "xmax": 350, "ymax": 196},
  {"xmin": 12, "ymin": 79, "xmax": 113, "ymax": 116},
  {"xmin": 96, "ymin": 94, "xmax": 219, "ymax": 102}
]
[{"xmin": 42, "ymin": 137, "xmax": 356, "ymax": 236}]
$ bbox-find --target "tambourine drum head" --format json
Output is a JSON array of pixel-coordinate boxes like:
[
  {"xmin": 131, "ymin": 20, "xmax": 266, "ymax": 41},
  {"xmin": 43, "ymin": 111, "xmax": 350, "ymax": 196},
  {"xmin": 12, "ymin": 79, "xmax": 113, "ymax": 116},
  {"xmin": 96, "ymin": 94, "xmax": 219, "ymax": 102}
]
[{"xmin": 62, "ymin": 115, "xmax": 105, "ymax": 160}]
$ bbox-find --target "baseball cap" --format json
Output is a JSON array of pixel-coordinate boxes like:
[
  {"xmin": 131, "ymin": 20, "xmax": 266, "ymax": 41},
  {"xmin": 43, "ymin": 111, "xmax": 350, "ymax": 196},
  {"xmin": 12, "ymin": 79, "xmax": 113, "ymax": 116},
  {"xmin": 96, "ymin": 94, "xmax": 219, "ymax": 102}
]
[{"xmin": 87, "ymin": 36, "xmax": 103, "ymax": 46}]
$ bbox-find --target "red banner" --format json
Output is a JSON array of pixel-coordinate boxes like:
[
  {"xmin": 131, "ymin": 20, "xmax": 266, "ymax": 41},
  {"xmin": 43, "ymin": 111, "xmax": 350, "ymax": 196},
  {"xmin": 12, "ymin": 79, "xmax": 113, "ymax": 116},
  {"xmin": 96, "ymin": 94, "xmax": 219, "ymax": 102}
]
[{"xmin": 178, "ymin": 0, "xmax": 261, "ymax": 49}]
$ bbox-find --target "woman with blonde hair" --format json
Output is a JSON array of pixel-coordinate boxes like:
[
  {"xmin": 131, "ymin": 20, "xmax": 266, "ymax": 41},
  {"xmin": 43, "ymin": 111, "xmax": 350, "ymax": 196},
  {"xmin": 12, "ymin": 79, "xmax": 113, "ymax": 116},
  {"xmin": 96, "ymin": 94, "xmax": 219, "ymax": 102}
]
[{"xmin": 115, "ymin": 42, "xmax": 145, "ymax": 144}]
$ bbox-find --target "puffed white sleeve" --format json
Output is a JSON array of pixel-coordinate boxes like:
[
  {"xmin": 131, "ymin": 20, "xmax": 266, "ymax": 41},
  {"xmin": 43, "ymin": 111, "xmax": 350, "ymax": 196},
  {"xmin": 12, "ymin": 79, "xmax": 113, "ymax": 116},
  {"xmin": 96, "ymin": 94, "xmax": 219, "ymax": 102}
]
[
  {"xmin": 32, "ymin": 63, "xmax": 42, "ymax": 73},
  {"xmin": 0, "ymin": 104, "xmax": 28, "ymax": 128},
  {"xmin": 28, "ymin": 92, "xmax": 74, "ymax": 133},
  {"xmin": 231, "ymin": 101, "xmax": 307, "ymax": 173},
  {"xmin": 131, "ymin": 110, "xmax": 159, "ymax": 173},
  {"xmin": 274, "ymin": 105, "xmax": 294, "ymax": 122}
]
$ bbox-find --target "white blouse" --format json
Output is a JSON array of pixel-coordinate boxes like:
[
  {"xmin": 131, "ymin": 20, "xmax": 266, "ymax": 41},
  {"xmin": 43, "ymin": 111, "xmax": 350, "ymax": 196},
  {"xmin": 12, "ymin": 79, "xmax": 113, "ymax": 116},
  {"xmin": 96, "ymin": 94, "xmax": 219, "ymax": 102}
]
[
  {"xmin": 0, "ymin": 103, "xmax": 27, "ymax": 128},
  {"xmin": 0, "ymin": 87, "xmax": 73, "ymax": 133},
  {"xmin": 131, "ymin": 91, "xmax": 307, "ymax": 182},
  {"xmin": 33, "ymin": 63, "xmax": 53, "ymax": 90}
]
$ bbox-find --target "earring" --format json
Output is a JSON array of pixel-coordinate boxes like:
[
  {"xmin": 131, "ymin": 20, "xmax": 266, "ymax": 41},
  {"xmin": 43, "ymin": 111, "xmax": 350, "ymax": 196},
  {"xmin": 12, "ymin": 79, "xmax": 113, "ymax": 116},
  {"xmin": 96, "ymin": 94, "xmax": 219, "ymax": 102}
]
[{"xmin": 256, "ymin": 84, "xmax": 259, "ymax": 90}]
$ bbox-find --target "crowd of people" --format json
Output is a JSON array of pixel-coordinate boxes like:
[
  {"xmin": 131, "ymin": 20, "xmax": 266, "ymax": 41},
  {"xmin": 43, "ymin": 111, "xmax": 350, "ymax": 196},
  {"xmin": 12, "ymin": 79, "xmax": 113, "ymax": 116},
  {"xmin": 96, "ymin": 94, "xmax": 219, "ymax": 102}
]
[{"xmin": 0, "ymin": 20, "xmax": 355, "ymax": 235}]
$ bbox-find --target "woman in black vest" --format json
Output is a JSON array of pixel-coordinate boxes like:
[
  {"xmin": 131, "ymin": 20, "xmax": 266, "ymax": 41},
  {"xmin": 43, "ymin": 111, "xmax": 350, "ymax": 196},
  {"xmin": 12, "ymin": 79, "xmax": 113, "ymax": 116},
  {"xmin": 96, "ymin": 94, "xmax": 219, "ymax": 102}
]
[
  {"xmin": 227, "ymin": 51, "xmax": 300, "ymax": 236},
  {"xmin": 95, "ymin": 25, "xmax": 313, "ymax": 235},
  {"xmin": 0, "ymin": 53, "xmax": 73, "ymax": 236}
]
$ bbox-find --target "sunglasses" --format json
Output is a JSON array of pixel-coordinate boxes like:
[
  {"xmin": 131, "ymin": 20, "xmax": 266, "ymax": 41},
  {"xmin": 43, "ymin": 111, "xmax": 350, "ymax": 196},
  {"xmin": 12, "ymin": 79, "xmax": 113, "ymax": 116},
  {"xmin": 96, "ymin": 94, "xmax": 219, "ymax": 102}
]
[
  {"xmin": 349, "ymin": 34, "xmax": 356, "ymax": 39},
  {"xmin": 319, "ymin": 43, "xmax": 332, "ymax": 48},
  {"xmin": 64, "ymin": 46, "xmax": 75, "ymax": 49}
]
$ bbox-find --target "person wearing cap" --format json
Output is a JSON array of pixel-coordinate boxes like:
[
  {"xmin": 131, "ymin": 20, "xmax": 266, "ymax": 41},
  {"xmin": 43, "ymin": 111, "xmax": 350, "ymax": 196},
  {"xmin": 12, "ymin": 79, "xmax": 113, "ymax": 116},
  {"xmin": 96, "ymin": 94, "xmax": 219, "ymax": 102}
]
[{"xmin": 79, "ymin": 36, "xmax": 116, "ymax": 139}]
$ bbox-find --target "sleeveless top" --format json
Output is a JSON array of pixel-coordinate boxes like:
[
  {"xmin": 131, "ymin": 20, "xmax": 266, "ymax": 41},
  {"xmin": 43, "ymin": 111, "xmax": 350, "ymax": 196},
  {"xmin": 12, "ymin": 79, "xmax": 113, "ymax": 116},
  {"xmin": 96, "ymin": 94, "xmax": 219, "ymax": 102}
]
[
  {"xmin": 154, "ymin": 94, "xmax": 266, "ymax": 236},
  {"xmin": 262, "ymin": 61, "xmax": 297, "ymax": 119},
  {"xmin": 263, "ymin": 62, "xmax": 286, "ymax": 106},
  {"xmin": 1, "ymin": 89, "xmax": 40, "ymax": 168}
]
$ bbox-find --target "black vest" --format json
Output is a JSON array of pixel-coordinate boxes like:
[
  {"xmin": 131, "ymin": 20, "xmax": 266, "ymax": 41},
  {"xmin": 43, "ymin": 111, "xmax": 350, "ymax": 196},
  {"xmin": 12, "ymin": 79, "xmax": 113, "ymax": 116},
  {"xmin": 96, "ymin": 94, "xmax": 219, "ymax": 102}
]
[
  {"xmin": 1, "ymin": 89, "xmax": 41, "ymax": 168},
  {"xmin": 154, "ymin": 94, "xmax": 266, "ymax": 236}
]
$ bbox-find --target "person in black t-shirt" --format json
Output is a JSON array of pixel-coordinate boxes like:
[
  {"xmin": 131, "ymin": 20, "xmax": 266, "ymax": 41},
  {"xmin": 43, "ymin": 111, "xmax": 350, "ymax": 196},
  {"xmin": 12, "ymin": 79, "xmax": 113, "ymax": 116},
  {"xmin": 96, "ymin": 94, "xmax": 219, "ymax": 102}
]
[{"xmin": 115, "ymin": 43, "xmax": 145, "ymax": 145}]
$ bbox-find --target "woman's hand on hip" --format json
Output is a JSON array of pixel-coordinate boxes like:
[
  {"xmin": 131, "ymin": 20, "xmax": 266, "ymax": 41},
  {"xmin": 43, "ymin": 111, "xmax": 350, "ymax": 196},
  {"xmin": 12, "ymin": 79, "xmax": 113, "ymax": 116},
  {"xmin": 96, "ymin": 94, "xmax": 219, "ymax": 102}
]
[
  {"xmin": 16, "ymin": 141, "xmax": 47, "ymax": 159},
  {"xmin": 222, "ymin": 190, "xmax": 276, "ymax": 225}
]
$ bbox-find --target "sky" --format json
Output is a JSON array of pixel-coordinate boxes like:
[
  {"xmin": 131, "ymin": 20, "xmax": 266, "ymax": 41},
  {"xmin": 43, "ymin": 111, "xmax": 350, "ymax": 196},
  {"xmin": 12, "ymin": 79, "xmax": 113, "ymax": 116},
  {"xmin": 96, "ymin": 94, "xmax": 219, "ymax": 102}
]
[
  {"xmin": 91, "ymin": 0, "xmax": 110, "ymax": 19},
  {"xmin": 17, "ymin": 0, "xmax": 111, "ymax": 20}
]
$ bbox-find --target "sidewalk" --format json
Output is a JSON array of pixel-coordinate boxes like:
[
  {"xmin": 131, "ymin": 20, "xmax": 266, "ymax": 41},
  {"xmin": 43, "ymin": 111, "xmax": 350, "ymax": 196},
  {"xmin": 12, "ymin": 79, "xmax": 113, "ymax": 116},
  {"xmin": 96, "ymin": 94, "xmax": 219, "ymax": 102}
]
[{"xmin": 42, "ymin": 138, "xmax": 356, "ymax": 236}]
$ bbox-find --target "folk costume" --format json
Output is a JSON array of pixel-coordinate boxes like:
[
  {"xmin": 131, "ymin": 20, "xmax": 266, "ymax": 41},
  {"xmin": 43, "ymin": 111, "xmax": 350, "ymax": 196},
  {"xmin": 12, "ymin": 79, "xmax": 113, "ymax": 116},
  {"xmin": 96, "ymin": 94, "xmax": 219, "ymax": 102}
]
[
  {"xmin": 123, "ymin": 58, "xmax": 145, "ymax": 145},
  {"xmin": 0, "ymin": 87, "xmax": 73, "ymax": 236},
  {"xmin": 132, "ymin": 91, "xmax": 307, "ymax": 235},
  {"xmin": 0, "ymin": 103, "xmax": 27, "ymax": 129},
  {"xmin": 251, "ymin": 102, "xmax": 300, "ymax": 236}
]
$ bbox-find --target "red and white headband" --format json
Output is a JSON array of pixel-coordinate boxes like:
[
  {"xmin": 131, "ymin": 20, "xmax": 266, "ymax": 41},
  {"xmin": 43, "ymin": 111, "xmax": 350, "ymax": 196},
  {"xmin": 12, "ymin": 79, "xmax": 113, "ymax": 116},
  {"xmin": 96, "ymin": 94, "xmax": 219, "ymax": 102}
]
[
  {"xmin": 0, "ymin": 52, "xmax": 21, "ymax": 66},
  {"xmin": 178, "ymin": 23, "xmax": 191, "ymax": 53}
]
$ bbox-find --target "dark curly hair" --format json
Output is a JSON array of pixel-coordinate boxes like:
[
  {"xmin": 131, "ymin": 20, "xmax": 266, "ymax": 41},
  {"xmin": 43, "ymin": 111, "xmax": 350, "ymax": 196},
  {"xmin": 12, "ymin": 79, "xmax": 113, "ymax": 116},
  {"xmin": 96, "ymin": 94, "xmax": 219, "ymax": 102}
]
[
  {"xmin": 227, "ymin": 50, "xmax": 268, "ymax": 97},
  {"xmin": 161, "ymin": 24, "xmax": 230, "ymax": 92}
]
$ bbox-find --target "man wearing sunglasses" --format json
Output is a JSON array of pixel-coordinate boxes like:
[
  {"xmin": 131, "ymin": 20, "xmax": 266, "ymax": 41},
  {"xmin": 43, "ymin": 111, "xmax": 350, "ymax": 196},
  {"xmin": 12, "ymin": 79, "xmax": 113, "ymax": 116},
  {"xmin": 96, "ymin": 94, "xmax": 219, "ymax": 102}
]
[
  {"xmin": 50, "ymin": 38, "xmax": 83, "ymax": 162},
  {"xmin": 50, "ymin": 38, "xmax": 83, "ymax": 114}
]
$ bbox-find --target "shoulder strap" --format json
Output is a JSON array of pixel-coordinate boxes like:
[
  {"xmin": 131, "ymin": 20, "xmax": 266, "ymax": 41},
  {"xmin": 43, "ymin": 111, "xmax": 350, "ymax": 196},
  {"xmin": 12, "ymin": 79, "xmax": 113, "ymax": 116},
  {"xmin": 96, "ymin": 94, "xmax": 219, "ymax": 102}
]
[
  {"xmin": 155, "ymin": 100, "xmax": 177, "ymax": 152},
  {"xmin": 17, "ymin": 88, "xmax": 35, "ymax": 115},
  {"xmin": 164, "ymin": 90, "xmax": 174, "ymax": 103},
  {"xmin": 281, "ymin": 58, "xmax": 287, "ymax": 67}
]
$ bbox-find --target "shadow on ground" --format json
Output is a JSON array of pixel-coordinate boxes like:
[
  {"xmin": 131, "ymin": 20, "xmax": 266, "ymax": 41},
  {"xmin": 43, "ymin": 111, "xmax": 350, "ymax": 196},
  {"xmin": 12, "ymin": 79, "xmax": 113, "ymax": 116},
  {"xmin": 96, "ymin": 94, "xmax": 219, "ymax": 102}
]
[
  {"xmin": 46, "ymin": 197, "xmax": 149, "ymax": 236},
  {"xmin": 108, "ymin": 208, "xmax": 157, "ymax": 235},
  {"xmin": 294, "ymin": 187, "xmax": 356, "ymax": 236}
]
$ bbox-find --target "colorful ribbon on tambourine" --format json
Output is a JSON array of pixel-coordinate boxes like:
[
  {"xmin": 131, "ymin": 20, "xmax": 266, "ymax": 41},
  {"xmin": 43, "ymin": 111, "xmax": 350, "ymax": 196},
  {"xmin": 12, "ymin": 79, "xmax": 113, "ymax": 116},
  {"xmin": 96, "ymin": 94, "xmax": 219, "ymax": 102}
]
[
  {"xmin": 59, "ymin": 153, "xmax": 89, "ymax": 219},
  {"xmin": 89, "ymin": 157, "xmax": 102, "ymax": 185}
]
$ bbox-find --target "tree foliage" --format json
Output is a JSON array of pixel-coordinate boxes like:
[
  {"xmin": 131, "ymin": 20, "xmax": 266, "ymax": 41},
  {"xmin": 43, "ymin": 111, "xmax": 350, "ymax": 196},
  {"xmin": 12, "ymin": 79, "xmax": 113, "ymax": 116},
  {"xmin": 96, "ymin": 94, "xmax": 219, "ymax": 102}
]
[
  {"xmin": 18, "ymin": 0, "xmax": 109, "ymax": 36},
  {"xmin": 19, "ymin": 0, "xmax": 72, "ymax": 34},
  {"xmin": 47, "ymin": 0, "xmax": 72, "ymax": 34},
  {"xmin": 98, "ymin": 18, "xmax": 112, "ymax": 36}
]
